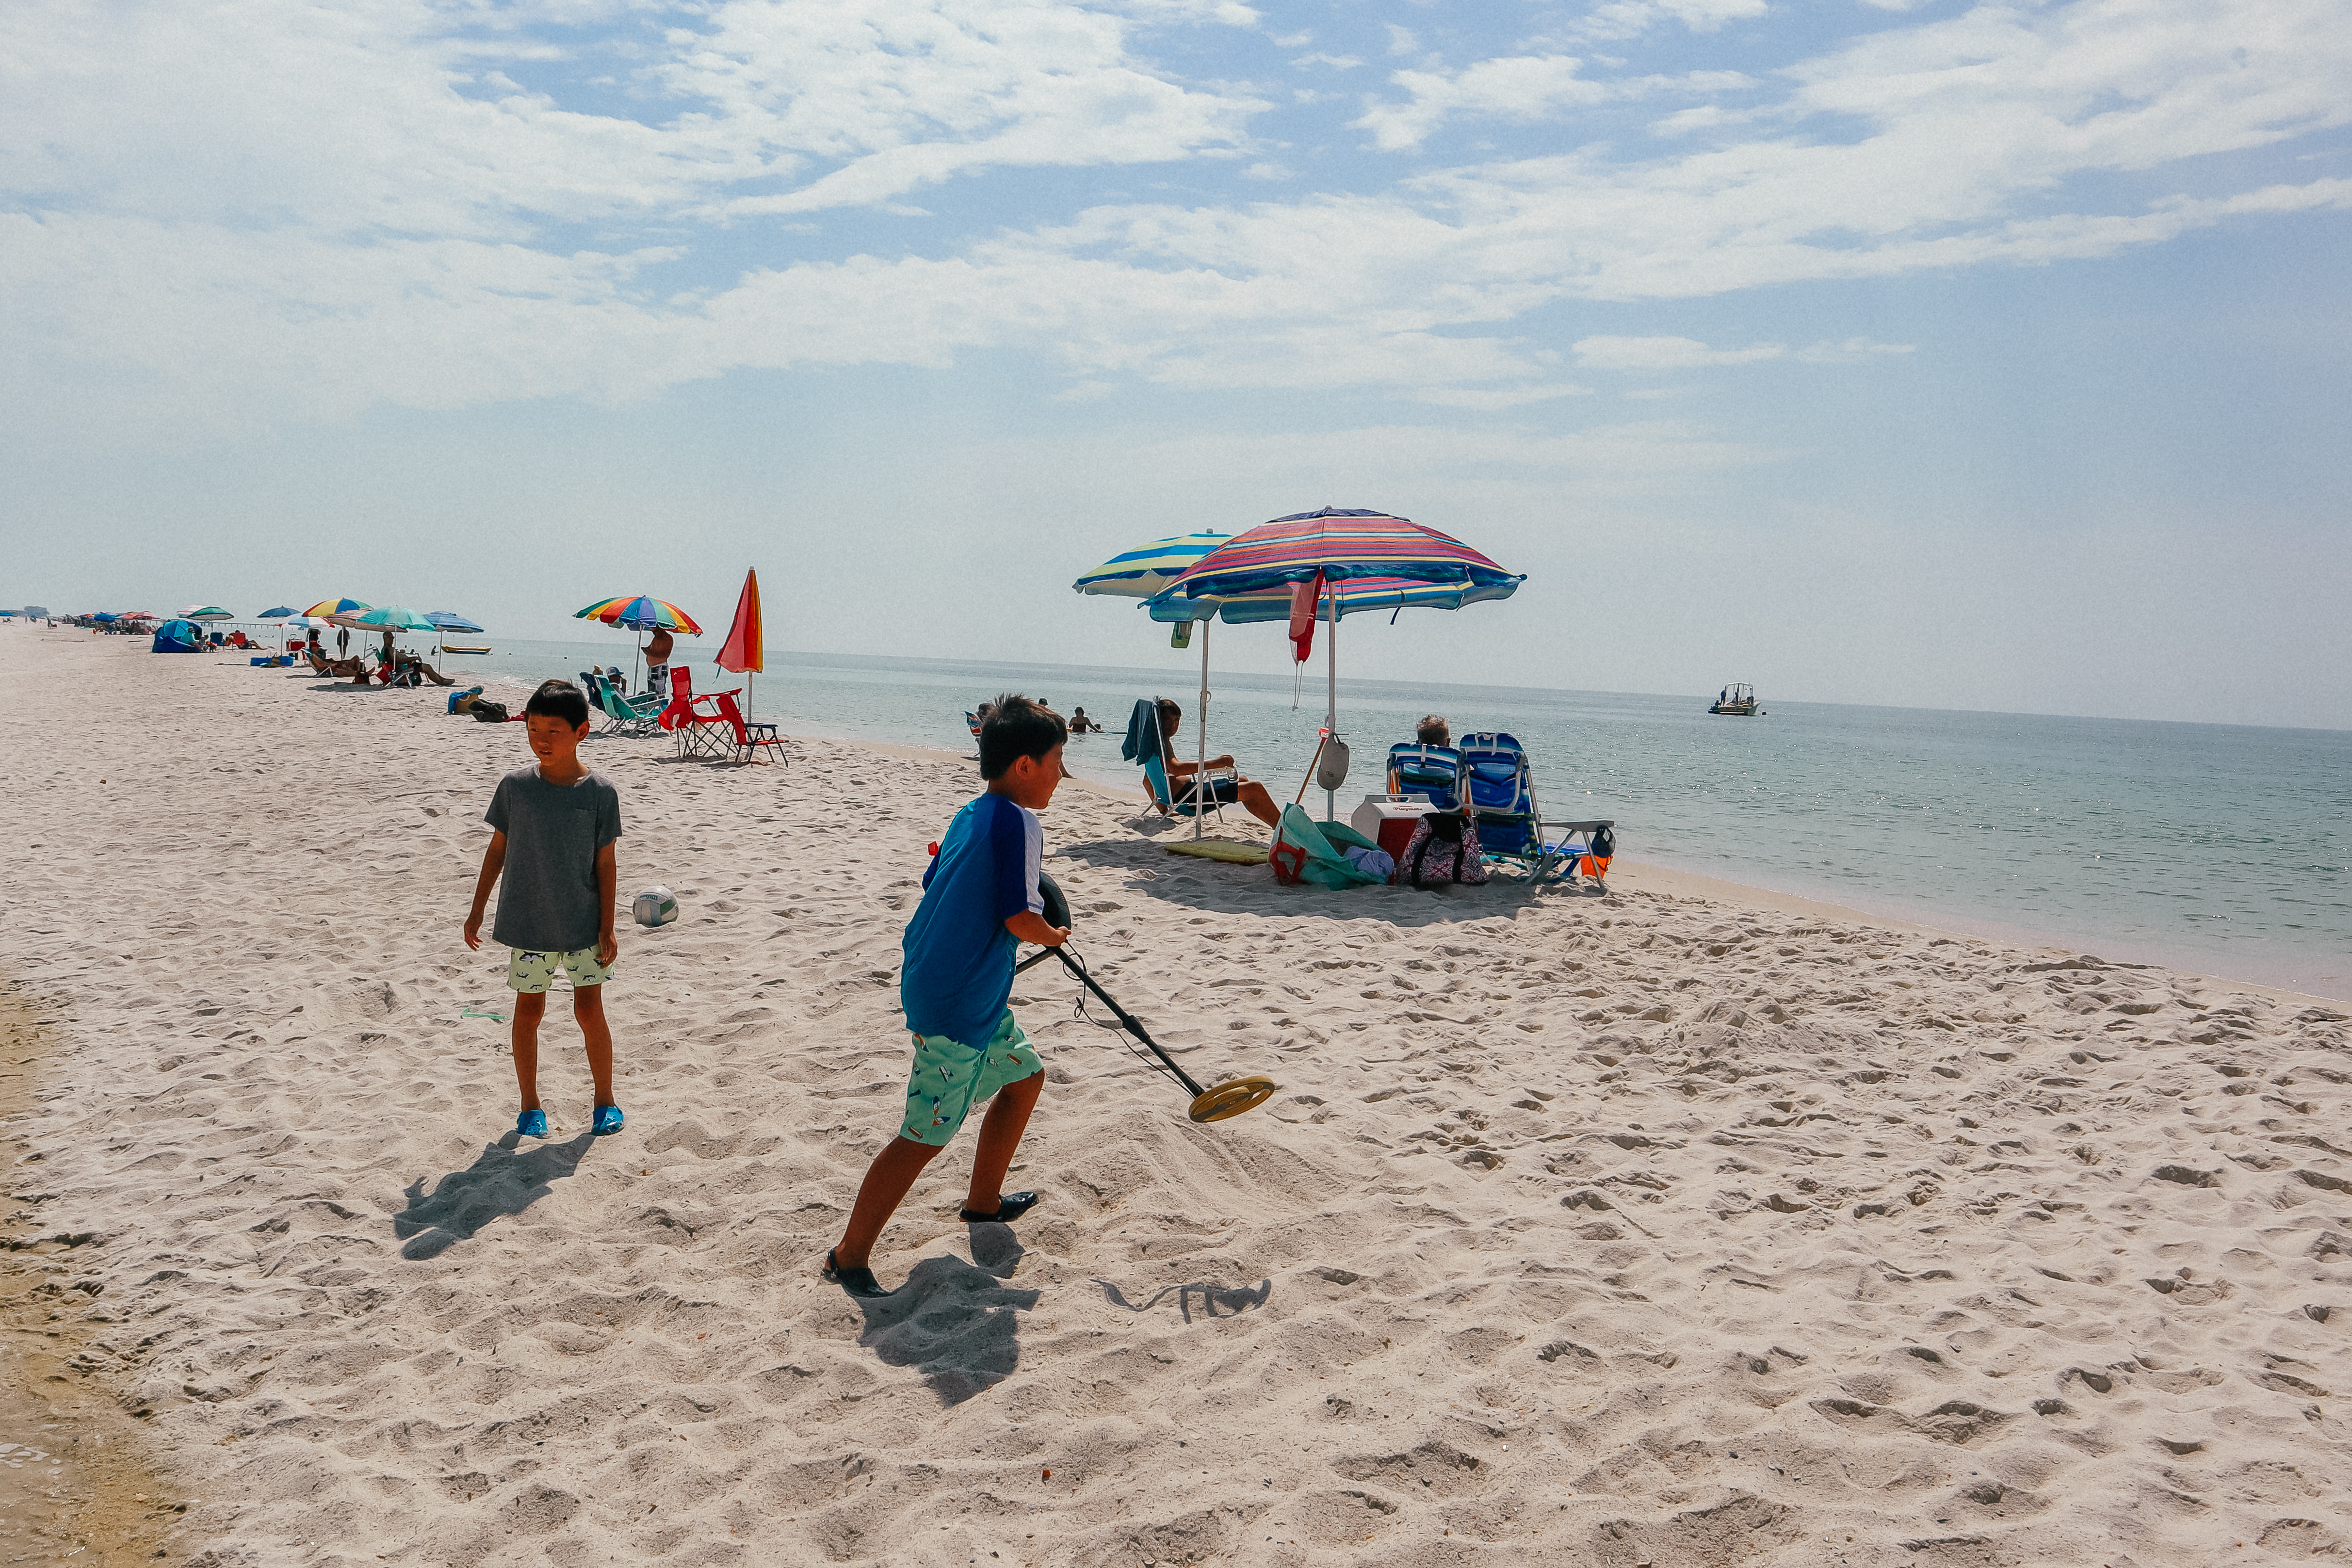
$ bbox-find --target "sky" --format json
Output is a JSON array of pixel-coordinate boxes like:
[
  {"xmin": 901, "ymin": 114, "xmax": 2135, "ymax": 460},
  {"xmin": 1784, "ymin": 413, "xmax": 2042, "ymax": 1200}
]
[{"xmin": 4, "ymin": 0, "xmax": 2349, "ymax": 728}]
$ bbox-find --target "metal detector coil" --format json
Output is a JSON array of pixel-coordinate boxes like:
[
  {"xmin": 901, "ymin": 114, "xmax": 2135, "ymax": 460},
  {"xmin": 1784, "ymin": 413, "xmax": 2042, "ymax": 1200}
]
[{"xmin": 1029, "ymin": 873, "xmax": 1273, "ymax": 1124}]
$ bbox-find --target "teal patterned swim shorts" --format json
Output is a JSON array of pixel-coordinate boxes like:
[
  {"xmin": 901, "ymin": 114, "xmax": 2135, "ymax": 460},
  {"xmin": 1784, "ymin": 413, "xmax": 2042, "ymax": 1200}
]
[{"xmin": 899, "ymin": 1010, "xmax": 1043, "ymax": 1147}]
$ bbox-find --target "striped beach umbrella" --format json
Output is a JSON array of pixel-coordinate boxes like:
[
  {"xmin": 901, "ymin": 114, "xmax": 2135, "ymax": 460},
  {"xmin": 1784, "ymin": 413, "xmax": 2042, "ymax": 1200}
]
[
  {"xmin": 1074, "ymin": 533, "xmax": 1235, "ymax": 841},
  {"xmin": 1147, "ymin": 573, "xmax": 1519, "ymax": 625},
  {"xmin": 339, "ymin": 605, "xmax": 435, "ymax": 632},
  {"xmin": 303, "ymin": 598, "xmax": 370, "ymax": 619},
  {"xmin": 181, "ymin": 604, "xmax": 236, "ymax": 621},
  {"xmin": 1146, "ymin": 508, "xmax": 1525, "ymax": 821},
  {"xmin": 1152, "ymin": 508, "xmax": 1521, "ymax": 600},
  {"xmin": 574, "ymin": 596, "xmax": 702, "ymax": 634},
  {"xmin": 257, "ymin": 605, "xmax": 297, "ymax": 619},
  {"xmin": 1073, "ymin": 533, "xmax": 1232, "ymax": 599}
]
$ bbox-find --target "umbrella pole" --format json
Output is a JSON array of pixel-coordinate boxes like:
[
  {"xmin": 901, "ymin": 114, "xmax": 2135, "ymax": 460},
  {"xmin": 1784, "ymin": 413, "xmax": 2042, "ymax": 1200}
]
[
  {"xmin": 1195, "ymin": 617, "xmax": 1209, "ymax": 841},
  {"xmin": 1324, "ymin": 581, "xmax": 1338, "ymax": 822}
]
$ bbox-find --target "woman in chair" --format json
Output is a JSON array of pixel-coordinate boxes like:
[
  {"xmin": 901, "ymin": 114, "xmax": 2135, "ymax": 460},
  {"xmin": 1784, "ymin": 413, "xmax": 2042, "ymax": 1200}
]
[{"xmin": 1153, "ymin": 698, "xmax": 1280, "ymax": 827}]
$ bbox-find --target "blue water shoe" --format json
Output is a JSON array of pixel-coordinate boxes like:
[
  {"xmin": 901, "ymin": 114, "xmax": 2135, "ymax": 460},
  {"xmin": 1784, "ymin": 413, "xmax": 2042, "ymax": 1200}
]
[
  {"xmin": 516, "ymin": 1108, "xmax": 548, "ymax": 1139},
  {"xmin": 592, "ymin": 1104, "xmax": 625, "ymax": 1136}
]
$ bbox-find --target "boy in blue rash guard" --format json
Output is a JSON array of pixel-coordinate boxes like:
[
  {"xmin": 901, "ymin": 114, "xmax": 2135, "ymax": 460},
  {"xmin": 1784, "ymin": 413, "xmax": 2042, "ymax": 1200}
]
[{"xmin": 825, "ymin": 695, "xmax": 1070, "ymax": 1298}]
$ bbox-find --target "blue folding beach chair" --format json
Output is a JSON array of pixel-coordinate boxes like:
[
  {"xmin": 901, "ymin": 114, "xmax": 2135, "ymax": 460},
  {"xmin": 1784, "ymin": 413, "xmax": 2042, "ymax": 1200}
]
[
  {"xmin": 1385, "ymin": 743, "xmax": 1465, "ymax": 807},
  {"xmin": 1455, "ymin": 732, "xmax": 1616, "ymax": 886}
]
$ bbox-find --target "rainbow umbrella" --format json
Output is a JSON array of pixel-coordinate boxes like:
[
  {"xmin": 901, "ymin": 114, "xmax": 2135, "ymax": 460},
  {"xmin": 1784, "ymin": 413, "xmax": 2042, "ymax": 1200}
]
[
  {"xmin": 1147, "ymin": 508, "xmax": 1524, "ymax": 820},
  {"xmin": 574, "ymin": 596, "xmax": 702, "ymax": 634},
  {"xmin": 576, "ymin": 595, "xmax": 701, "ymax": 694},
  {"xmin": 303, "ymin": 598, "xmax": 371, "ymax": 619}
]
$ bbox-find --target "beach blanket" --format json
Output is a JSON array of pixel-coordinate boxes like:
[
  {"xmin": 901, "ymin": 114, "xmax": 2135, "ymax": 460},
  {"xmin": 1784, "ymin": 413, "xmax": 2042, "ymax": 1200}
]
[{"xmin": 1269, "ymin": 805, "xmax": 1386, "ymax": 889}]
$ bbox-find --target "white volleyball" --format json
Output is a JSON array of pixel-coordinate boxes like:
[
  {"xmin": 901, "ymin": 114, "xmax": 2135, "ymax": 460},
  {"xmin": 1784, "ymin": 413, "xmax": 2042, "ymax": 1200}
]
[{"xmin": 632, "ymin": 886, "xmax": 679, "ymax": 928}]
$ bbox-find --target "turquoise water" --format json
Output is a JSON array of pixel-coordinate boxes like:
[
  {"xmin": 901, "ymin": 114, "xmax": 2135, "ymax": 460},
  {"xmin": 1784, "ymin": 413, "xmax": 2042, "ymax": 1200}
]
[{"xmin": 452, "ymin": 639, "xmax": 2352, "ymax": 999}]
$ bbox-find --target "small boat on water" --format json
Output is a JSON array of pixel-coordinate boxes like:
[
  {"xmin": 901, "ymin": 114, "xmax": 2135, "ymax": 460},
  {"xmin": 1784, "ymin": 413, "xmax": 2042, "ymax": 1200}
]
[
  {"xmin": 438, "ymin": 643, "xmax": 491, "ymax": 656},
  {"xmin": 1709, "ymin": 681, "xmax": 1764, "ymax": 716}
]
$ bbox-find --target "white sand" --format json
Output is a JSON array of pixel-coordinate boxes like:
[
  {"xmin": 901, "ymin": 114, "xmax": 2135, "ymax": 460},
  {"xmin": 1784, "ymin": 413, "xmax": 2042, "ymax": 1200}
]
[{"xmin": 4, "ymin": 627, "xmax": 2349, "ymax": 1567}]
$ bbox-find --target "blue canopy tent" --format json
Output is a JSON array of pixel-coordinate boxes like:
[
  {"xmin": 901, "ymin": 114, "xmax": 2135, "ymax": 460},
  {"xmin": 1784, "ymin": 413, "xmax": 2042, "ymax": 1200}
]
[{"xmin": 152, "ymin": 618, "xmax": 205, "ymax": 653}]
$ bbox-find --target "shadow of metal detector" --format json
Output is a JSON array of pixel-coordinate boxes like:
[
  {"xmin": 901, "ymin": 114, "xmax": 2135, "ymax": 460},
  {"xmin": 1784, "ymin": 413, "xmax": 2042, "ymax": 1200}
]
[{"xmin": 1019, "ymin": 873, "xmax": 1275, "ymax": 1123}]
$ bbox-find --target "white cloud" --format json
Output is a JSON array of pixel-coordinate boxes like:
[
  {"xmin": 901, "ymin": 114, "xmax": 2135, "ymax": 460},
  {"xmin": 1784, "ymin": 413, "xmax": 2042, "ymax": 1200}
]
[
  {"xmin": 1353, "ymin": 55, "xmax": 1752, "ymax": 151},
  {"xmin": 1385, "ymin": 25, "xmax": 1420, "ymax": 57},
  {"xmin": 1411, "ymin": 384, "xmax": 1595, "ymax": 408},
  {"xmin": 1573, "ymin": 0, "xmax": 1770, "ymax": 43},
  {"xmin": 4, "ymin": 0, "xmax": 2349, "ymax": 437},
  {"xmin": 1574, "ymin": 335, "xmax": 1784, "ymax": 369},
  {"xmin": 1794, "ymin": 337, "xmax": 1914, "ymax": 362}
]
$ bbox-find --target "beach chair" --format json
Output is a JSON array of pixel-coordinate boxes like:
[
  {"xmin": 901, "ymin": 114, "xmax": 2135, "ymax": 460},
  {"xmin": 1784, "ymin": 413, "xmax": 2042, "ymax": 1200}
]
[
  {"xmin": 658, "ymin": 666, "xmax": 738, "ymax": 759},
  {"xmin": 1455, "ymin": 732, "xmax": 1616, "ymax": 886},
  {"xmin": 583, "ymin": 670, "xmax": 662, "ymax": 738},
  {"xmin": 1140, "ymin": 749, "xmax": 1239, "ymax": 824},
  {"xmin": 1385, "ymin": 743, "xmax": 1465, "ymax": 807},
  {"xmin": 707, "ymin": 691, "xmax": 789, "ymax": 765}
]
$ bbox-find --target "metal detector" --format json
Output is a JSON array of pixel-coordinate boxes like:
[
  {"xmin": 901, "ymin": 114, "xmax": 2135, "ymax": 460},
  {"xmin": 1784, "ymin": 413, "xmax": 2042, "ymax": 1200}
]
[{"xmin": 1020, "ymin": 873, "xmax": 1275, "ymax": 1123}]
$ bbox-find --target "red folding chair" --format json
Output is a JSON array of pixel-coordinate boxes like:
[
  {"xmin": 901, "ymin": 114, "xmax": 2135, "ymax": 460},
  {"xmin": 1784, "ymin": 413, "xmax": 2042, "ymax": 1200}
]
[
  {"xmin": 657, "ymin": 666, "xmax": 737, "ymax": 759},
  {"xmin": 709, "ymin": 692, "xmax": 788, "ymax": 765}
]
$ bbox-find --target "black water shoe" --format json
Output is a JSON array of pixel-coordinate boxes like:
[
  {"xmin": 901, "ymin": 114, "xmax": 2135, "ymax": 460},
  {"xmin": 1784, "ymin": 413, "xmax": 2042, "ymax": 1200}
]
[
  {"xmin": 823, "ymin": 1248, "xmax": 891, "ymax": 1299},
  {"xmin": 959, "ymin": 1192, "xmax": 1041, "ymax": 1224}
]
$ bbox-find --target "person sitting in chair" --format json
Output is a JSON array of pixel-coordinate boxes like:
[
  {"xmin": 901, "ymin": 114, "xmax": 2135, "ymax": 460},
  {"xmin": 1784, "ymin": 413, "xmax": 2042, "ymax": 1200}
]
[
  {"xmin": 1415, "ymin": 714, "xmax": 1451, "ymax": 747},
  {"xmin": 1152, "ymin": 698, "xmax": 1280, "ymax": 826}
]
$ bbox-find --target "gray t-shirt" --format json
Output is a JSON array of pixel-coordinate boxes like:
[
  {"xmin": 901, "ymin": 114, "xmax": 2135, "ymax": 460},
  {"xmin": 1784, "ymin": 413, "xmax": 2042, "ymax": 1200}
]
[{"xmin": 485, "ymin": 765, "xmax": 622, "ymax": 953}]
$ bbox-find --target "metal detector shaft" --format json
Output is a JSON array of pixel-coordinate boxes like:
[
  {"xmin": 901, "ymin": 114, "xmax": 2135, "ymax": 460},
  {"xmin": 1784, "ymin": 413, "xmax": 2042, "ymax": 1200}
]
[{"xmin": 1019, "ymin": 943, "xmax": 1206, "ymax": 1098}]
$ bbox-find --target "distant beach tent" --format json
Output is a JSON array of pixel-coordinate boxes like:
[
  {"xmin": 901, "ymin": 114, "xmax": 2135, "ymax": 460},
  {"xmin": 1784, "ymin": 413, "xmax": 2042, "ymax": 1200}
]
[
  {"xmin": 181, "ymin": 605, "xmax": 236, "ymax": 622},
  {"xmin": 574, "ymin": 596, "xmax": 703, "ymax": 634},
  {"xmin": 1147, "ymin": 508, "xmax": 1525, "ymax": 820},
  {"xmin": 91, "ymin": 612, "xmax": 119, "ymax": 623},
  {"xmin": 152, "ymin": 619, "xmax": 206, "ymax": 653}
]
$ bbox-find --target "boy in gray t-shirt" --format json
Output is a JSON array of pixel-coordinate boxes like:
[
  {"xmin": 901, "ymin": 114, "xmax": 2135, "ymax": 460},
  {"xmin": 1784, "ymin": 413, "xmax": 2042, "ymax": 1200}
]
[{"xmin": 464, "ymin": 679, "xmax": 626, "ymax": 1139}]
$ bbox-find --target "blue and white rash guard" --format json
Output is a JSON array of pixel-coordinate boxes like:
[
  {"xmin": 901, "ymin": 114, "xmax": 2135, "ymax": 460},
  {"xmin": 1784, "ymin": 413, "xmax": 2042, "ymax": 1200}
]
[{"xmin": 900, "ymin": 793, "xmax": 1044, "ymax": 1048}]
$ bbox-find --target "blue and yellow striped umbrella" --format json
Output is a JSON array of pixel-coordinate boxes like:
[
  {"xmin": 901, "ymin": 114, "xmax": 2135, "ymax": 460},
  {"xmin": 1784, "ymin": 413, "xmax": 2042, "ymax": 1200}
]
[{"xmin": 1072, "ymin": 533, "xmax": 1233, "ymax": 599}]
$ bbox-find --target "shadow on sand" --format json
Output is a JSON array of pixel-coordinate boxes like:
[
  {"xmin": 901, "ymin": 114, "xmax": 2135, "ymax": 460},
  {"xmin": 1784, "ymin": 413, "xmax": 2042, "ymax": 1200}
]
[
  {"xmin": 846, "ymin": 1225, "xmax": 1040, "ymax": 1406},
  {"xmin": 1055, "ymin": 827, "xmax": 1609, "ymax": 925},
  {"xmin": 1094, "ymin": 1276, "xmax": 1273, "ymax": 1324},
  {"xmin": 392, "ymin": 1131, "xmax": 598, "ymax": 1260}
]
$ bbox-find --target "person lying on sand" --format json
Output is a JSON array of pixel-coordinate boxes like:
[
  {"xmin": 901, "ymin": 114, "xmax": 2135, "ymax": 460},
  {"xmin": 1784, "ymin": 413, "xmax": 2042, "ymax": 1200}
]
[
  {"xmin": 1153, "ymin": 698, "xmax": 1281, "ymax": 826},
  {"xmin": 464, "ymin": 679, "xmax": 626, "ymax": 1141},
  {"xmin": 824, "ymin": 695, "xmax": 1069, "ymax": 1299}
]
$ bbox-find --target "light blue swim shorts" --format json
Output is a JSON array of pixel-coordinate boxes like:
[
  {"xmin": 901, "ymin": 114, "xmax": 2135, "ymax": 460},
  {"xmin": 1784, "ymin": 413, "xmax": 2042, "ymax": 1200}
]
[
  {"xmin": 507, "ymin": 946, "xmax": 613, "ymax": 994},
  {"xmin": 899, "ymin": 1010, "xmax": 1043, "ymax": 1147}
]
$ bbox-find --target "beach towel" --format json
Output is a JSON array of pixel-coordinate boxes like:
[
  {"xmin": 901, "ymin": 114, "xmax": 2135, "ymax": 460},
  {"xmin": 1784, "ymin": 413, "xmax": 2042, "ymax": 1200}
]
[
  {"xmin": 1119, "ymin": 698, "xmax": 1162, "ymax": 765},
  {"xmin": 1269, "ymin": 804, "xmax": 1386, "ymax": 889}
]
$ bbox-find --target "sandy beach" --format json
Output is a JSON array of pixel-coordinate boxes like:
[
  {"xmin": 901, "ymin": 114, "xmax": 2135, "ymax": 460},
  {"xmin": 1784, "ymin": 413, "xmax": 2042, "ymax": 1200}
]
[{"xmin": 4, "ymin": 626, "xmax": 2349, "ymax": 1567}]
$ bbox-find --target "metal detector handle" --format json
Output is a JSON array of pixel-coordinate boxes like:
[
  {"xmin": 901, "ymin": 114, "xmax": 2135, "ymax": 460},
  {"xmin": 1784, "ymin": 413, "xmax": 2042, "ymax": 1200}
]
[{"xmin": 1041, "ymin": 943, "xmax": 1206, "ymax": 1098}]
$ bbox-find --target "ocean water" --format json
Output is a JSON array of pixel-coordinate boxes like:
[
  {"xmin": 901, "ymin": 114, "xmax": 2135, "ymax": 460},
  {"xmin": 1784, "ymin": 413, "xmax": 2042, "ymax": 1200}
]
[{"xmin": 450, "ymin": 638, "xmax": 2352, "ymax": 1000}]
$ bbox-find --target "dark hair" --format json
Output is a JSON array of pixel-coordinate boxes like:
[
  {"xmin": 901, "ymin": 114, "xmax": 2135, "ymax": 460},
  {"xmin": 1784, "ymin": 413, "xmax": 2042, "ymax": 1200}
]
[
  {"xmin": 526, "ymin": 678, "xmax": 591, "ymax": 729},
  {"xmin": 979, "ymin": 694, "xmax": 1066, "ymax": 779},
  {"xmin": 1416, "ymin": 713, "xmax": 1450, "ymax": 745}
]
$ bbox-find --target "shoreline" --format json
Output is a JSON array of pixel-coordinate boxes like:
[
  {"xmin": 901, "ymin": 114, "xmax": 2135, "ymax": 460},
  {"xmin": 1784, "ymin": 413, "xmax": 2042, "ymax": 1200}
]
[{"xmin": 805, "ymin": 728, "xmax": 2350, "ymax": 1009}]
